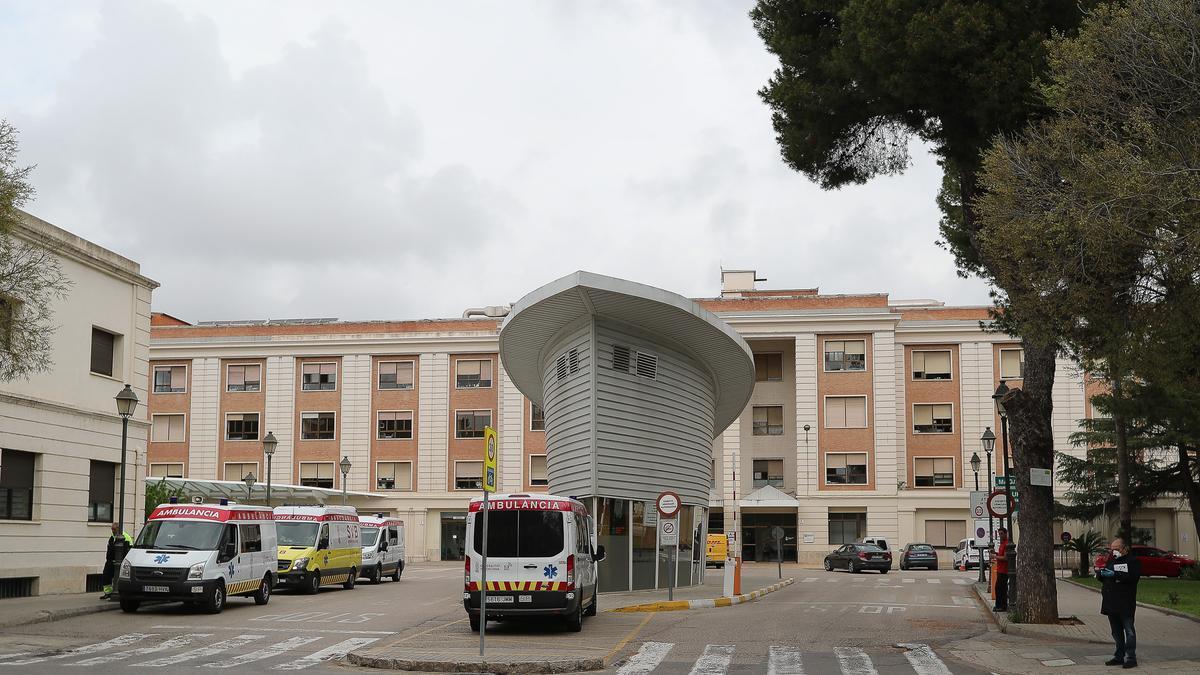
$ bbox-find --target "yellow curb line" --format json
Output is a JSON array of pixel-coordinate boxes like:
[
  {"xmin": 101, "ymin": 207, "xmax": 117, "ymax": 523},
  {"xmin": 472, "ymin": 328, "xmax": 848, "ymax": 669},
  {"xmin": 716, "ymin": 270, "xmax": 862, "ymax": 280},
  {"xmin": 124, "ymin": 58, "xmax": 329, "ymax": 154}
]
[{"xmin": 610, "ymin": 578, "xmax": 795, "ymax": 613}]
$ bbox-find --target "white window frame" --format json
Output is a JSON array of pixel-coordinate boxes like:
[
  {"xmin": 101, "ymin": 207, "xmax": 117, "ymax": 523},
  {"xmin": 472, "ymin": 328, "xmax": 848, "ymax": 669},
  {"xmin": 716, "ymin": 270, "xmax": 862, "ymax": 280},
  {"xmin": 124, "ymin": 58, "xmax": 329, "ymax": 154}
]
[
  {"xmin": 298, "ymin": 461, "xmax": 336, "ymax": 488},
  {"xmin": 374, "ymin": 460, "xmax": 413, "ymax": 491},
  {"xmin": 224, "ymin": 411, "xmax": 261, "ymax": 442},
  {"xmin": 751, "ymin": 405, "xmax": 786, "ymax": 436},
  {"xmin": 999, "ymin": 347, "xmax": 1025, "ymax": 380},
  {"xmin": 149, "ymin": 462, "xmax": 185, "ymax": 478},
  {"xmin": 299, "ymin": 411, "xmax": 337, "ymax": 441},
  {"xmin": 753, "ymin": 351, "xmax": 785, "ymax": 382},
  {"xmin": 823, "ymin": 451, "xmax": 870, "ymax": 486},
  {"xmin": 376, "ymin": 410, "xmax": 414, "ymax": 441},
  {"xmin": 751, "ymin": 457, "xmax": 786, "ymax": 488},
  {"xmin": 528, "ymin": 454, "xmax": 548, "ymax": 487},
  {"xmin": 822, "ymin": 338, "xmax": 867, "ymax": 373},
  {"xmin": 454, "ymin": 409, "xmax": 492, "ymax": 439},
  {"xmin": 529, "ymin": 402, "xmax": 545, "ymax": 432},
  {"xmin": 912, "ymin": 402, "xmax": 954, "ymax": 435},
  {"xmin": 300, "ymin": 361, "xmax": 339, "ymax": 392},
  {"xmin": 222, "ymin": 461, "xmax": 260, "ymax": 483},
  {"xmin": 150, "ymin": 413, "xmax": 187, "ymax": 443},
  {"xmin": 823, "ymin": 395, "xmax": 870, "ymax": 429},
  {"xmin": 912, "ymin": 456, "xmax": 957, "ymax": 488},
  {"xmin": 454, "ymin": 358, "xmax": 494, "ymax": 389},
  {"xmin": 377, "ymin": 359, "xmax": 416, "ymax": 390},
  {"xmin": 153, "ymin": 363, "xmax": 189, "ymax": 394},
  {"xmin": 225, "ymin": 362, "xmax": 262, "ymax": 392},
  {"xmin": 911, "ymin": 349, "xmax": 954, "ymax": 381},
  {"xmin": 453, "ymin": 460, "xmax": 484, "ymax": 491}
]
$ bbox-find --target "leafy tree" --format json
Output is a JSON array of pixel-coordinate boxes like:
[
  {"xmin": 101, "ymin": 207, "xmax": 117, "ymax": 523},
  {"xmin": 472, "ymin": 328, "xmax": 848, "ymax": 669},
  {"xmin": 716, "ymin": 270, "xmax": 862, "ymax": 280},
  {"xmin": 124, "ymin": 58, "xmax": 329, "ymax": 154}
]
[
  {"xmin": 0, "ymin": 119, "xmax": 71, "ymax": 381},
  {"xmin": 751, "ymin": 0, "xmax": 1093, "ymax": 622},
  {"xmin": 144, "ymin": 478, "xmax": 187, "ymax": 522}
]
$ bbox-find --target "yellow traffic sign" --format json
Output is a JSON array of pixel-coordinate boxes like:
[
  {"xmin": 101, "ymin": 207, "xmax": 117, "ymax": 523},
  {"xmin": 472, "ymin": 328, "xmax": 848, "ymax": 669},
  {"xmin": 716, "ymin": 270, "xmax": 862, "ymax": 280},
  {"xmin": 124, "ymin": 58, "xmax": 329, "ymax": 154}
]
[{"xmin": 483, "ymin": 426, "xmax": 498, "ymax": 493}]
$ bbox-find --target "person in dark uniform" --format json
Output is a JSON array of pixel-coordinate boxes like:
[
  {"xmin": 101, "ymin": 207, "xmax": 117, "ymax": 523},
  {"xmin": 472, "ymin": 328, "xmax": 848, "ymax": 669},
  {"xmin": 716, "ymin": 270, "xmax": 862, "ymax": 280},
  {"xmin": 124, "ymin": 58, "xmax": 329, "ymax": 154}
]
[
  {"xmin": 101, "ymin": 522, "xmax": 133, "ymax": 599},
  {"xmin": 1098, "ymin": 537, "xmax": 1141, "ymax": 668}
]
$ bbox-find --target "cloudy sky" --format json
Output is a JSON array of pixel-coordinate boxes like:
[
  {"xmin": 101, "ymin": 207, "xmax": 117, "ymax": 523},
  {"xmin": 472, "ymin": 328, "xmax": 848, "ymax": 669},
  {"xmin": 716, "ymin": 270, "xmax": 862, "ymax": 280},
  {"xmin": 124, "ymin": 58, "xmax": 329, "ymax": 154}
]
[{"xmin": 1, "ymin": 0, "xmax": 991, "ymax": 323}]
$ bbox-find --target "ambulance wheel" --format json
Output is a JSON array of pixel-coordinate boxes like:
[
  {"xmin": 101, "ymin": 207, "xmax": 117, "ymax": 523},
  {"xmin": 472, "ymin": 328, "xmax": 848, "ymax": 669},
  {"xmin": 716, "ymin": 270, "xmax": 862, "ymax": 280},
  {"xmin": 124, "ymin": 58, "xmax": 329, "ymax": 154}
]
[
  {"xmin": 254, "ymin": 576, "xmax": 272, "ymax": 605},
  {"xmin": 204, "ymin": 582, "xmax": 225, "ymax": 614},
  {"xmin": 469, "ymin": 614, "xmax": 480, "ymax": 632},
  {"xmin": 565, "ymin": 601, "xmax": 583, "ymax": 632},
  {"xmin": 371, "ymin": 564, "xmax": 383, "ymax": 584},
  {"xmin": 584, "ymin": 591, "xmax": 597, "ymax": 617},
  {"xmin": 343, "ymin": 568, "xmax": 356, "ymax": 590},
  {"xmin": 119, "ymin": 598, "xmax": 140, "ymax": 613},
  {"xmin": 392, "ymin": 562, "xmax": 403, "ymax": 582},
  {"xmin": 305, "ymin": 571, "xmax": 321, "ymax": 595}
]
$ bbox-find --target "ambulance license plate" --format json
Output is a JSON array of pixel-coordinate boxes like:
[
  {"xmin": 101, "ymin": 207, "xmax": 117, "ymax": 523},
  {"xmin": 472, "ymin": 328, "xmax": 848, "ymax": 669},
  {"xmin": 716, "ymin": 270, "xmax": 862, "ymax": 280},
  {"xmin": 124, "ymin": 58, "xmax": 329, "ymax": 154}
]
[
  {"xmin": 519, "ymin": 595, "xmax": 532, "ymax": 603},
  {"xmin": 487, "ymin": 596, "xmax": 514, "ymax": 604},
  {"xmin": 142, "ymin": 585, "xmax": 170, "ymax": 593}
]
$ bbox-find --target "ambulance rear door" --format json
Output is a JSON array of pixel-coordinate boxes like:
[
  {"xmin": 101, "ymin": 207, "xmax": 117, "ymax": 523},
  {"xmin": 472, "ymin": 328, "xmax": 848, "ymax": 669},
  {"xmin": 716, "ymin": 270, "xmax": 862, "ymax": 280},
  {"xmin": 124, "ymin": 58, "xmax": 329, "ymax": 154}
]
[{"xmin": 516, "ymin": 508, "xmax": 567, "ymax": 592}]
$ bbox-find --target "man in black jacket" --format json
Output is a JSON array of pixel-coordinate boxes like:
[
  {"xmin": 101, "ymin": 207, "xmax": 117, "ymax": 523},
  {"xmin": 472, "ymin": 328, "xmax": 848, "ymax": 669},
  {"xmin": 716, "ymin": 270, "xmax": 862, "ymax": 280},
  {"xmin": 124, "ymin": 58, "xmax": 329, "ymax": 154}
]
[{"xmin": 1098, "ymin": 537, "xmax": 1141, "ymax": 669}]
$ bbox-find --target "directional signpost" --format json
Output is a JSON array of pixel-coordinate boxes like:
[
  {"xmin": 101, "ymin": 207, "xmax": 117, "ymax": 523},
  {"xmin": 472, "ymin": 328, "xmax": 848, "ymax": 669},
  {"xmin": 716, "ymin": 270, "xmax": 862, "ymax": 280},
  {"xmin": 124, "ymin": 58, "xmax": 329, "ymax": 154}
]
[
  {"xmin": 479, "ymin": 426, "xmax": 498, "ymax": 656},
  {"xmin": 657, "ymin": 491, "xmax": 681, "ymax": 601}
]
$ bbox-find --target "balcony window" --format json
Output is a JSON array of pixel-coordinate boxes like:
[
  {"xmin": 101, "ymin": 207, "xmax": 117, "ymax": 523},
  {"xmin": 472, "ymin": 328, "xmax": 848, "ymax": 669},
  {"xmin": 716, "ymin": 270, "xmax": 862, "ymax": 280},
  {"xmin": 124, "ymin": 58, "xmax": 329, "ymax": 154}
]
[
  {"xmin": 227, "ymin": 364, "xmax": 261, "ymax": 392},
  {"xmin": 90, "ymin": 327, "xmax": 118, "ymax": 377},
  {"xmin": 151, "ymin": 414, "xmax": 186, "ymax": 443},
  {"xmin": 824, "ymin": 339, "xmax": 866, "ymax": 372},
  {"xmin": 379, "ymin": 361, "xmax": 415, "ymax": 390},
  {"xmin": 825, "ymin": 452, "xmax": 868, "ymax": 485},
  {"xmin": 530, "ymin": 403, "xmax": 545, "ymax": 431},
  {"xmin": 529, "ymin": 455, "xmax": 548, "ymax": 486},
  {"xmin": 300, "ymin": 412, "xmax": 336, "ymax": 440},
  {"xmin": 455, "ymin": 410, "xmax": 491, "ymax": 439},
  {"xmin": 301, "ymin": 362, "xmax": 337, "ymax": 391},
  {"xmin": 754, "ymin": 353, "xmax": 783, "ymax": 382},
  {"xmin": 752, "ymin": 458, "xmax": 784, "ymax": 488},
  {"xmin": 0, "ymin": 449, "xmax": 34, "ymax": 520},
  {"xmin": 455, "ymin": 461, "xmax": 483, "ymax": 490},
  {"xmin": 223, "ymin": 462, "xmax": 258, "ymax": 482},
  {"xmin": 376, "ymin": 462, "xmax": 412, "ymax": 491},
  {"xmin": 914, "ymin": 457, "xmax": 955, "ymax": 487},
  {"xmin": 225, "ymin": 413, "xmax": 260, "ymax": 441},
  {"xmin": 377, "ymin": 411, "xmax": 413, "ymax": 440},
  {"xmin": 912, "ymin": 351, "xmax": 952, "ymax": 380},
  {"xmin": 1000, "ymin": 348, "xmax": 1025, "ymax": 380},
  {"xmin": 825, "ymin": 396, "xmax": 868, "ymax": 429},
  {"xmin": 149, "ymin": 463, "xmax": 184, "ymax": 478},
  {"xmin": 299, "ymin": 462, "xmax": 334, "ymax": 489},
  {"xmin": 752, "ymin": 406, "xmax": 784, "ymax": 436},
  {"xmin": 456, "ymin": 359, "xmax": 493, "ymax": 388},
  {"xmin": 87, "ymin": 461, "xmax": 115, "ymax": 523},
  {"xmin": 913, "ymin": 404, "xmax": 953, "ymax": 434},
  {"xmin": 153, "ymin": 365, "xmax": 187, "ymax": 393}
]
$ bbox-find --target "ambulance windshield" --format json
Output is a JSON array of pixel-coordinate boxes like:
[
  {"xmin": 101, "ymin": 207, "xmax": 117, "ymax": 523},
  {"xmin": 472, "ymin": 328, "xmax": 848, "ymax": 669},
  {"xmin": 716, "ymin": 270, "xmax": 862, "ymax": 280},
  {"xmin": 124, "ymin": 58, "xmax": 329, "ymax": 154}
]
[
  {"xmin": 135, "ymin": 520, "xmax": 224, "ymax": 550},
  {"xmin": 360, "ymin": 528, "xmax": 380, "ymax": 547},
  {"xmin": 276, "ymin": 522, "xmax": 319, "ymax": 547}
]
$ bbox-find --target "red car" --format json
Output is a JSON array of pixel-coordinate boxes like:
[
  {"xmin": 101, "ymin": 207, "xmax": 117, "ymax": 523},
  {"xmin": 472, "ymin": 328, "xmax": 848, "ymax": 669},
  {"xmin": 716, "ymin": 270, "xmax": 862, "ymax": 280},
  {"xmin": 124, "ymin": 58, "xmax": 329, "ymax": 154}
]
[{"xmin": 1094, "ymin": 545, "xmax": 1197, "ymax": 577}]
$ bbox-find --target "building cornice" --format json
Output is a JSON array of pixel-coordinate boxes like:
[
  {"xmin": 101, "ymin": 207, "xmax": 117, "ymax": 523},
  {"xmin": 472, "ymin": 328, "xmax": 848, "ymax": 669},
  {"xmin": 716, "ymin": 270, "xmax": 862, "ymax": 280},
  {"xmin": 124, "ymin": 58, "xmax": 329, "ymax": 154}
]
[
  {"xmin": 14, "ymin": 210, "xmax": 159, "ymax": 290},
  {"xmin": 0, "ymin": 392, "xmax": 151, "ymax": 428}
]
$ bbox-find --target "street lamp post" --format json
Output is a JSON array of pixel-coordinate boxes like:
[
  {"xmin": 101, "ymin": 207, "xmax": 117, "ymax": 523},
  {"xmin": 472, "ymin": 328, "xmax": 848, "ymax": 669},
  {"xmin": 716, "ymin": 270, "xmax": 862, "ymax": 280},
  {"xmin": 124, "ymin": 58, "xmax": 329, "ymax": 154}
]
[
  {"xmin": 981, "ymin": 428, "xmax": 997, "ymax": 582},
  {"xmin": 992, "ymin": 382, "xmax": 1015, "ymax": 541},
  {"xmin": 113, "ymin": 385, "xmax": 139, "ymax": 537},
  {"xmin": 971, "ymin": 450, "xmax": 985, "ymax": 583},
  {"xmin": 262, "ymin": 432, "xmax": 278, "ymax": 506},
  {"xmin": 339, "ymin": 456, "xmax": 352, "ymax": 505},
  {"xmin": 243, "ymin": 472, "xmax": 257, "ymax": 503}
]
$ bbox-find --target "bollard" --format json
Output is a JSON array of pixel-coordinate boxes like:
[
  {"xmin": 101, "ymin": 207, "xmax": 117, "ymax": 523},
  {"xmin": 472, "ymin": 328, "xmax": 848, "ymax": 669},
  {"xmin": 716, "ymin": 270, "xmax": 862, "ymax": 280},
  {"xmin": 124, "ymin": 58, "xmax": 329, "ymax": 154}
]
[
  {"xmin": 723, "ymin": 556, "xmax": 735, "ymax": 597},
  {"xmin": 734, "ymin": 556, "xmax": 742, "ymax": 595}
]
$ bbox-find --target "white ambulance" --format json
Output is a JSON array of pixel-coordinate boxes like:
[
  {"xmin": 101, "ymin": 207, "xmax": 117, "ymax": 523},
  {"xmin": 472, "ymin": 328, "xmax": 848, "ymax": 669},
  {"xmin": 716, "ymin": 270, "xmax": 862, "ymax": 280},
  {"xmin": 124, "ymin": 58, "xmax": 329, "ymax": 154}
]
[
  {"xmin": 117, "ymin": 498, "xmax": 276, "ymax": 614},
  {"xmin": 358, "ymin": 514, "xmax": 405, "ymax": 583},
  {"xmin": 463, "ymin": 493, "xmax": 605, "ymax": 632}
]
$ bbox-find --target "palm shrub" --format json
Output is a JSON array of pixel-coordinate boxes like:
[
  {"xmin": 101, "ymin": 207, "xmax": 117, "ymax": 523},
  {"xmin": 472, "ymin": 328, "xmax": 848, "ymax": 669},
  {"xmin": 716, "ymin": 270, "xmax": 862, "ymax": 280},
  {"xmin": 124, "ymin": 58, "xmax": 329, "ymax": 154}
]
[{"xmin": 1065, "ymin": 529, "xmax": 1106, "ymax": 577}]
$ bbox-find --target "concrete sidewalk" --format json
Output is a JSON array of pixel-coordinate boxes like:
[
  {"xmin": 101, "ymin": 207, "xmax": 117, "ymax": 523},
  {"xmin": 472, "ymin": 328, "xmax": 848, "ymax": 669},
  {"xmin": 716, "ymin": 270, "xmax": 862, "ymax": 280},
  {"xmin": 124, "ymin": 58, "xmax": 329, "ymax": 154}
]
[{"xmin": 0, "ymin": 592, "xmax": 118, "ymax": 630}]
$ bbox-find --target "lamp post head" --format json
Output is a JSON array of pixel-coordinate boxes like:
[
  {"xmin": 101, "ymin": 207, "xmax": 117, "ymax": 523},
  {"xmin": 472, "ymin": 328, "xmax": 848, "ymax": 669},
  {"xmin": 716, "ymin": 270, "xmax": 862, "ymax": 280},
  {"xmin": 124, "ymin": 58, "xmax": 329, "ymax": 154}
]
[
  {"xmin": 114, "ymin": 384, "xmax": 139, "ymax": 418},
  {"xmin": 970, "ymin": 452, "xmax": 981, "ymax": 474},
  {"xmin": 243, "ymin": 472, "xmax": 256, "ymax": 488},
  {"xmin": 981, "ymin": 427, "xmax": 996, "ymax": 453},
  {"xmin": 992, "ymin": 381, "xmax": 1010, "ymax": 415},
  {"xmin": 263, "ymin": 431, "xmax": 278, "ymax": 456},
  {"xmin": 339, "ymin": 456, "xmax": 352, "ymax": 476}
]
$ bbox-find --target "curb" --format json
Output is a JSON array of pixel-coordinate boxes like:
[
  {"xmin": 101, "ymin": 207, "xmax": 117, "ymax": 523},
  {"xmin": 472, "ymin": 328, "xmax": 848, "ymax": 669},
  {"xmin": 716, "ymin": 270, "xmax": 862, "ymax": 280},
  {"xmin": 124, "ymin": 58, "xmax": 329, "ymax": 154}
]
[
  {"xmin": 0, "ymin": 602, "xmax": 119, "ymax": 630},
  {"xmin": 1062, "ymin": 578, "xmax": 1200, "ymax": 625},
  {"xmin": 611, "ymin": 578, "xmax": 794, "ymax": 612},
  {"xmin": 346, "ymin": 653, "xmax": 605, "ymax": 674},
  {"xmin": 969, "ymin": 582, "xmax": 1108, "ymax": 644}
]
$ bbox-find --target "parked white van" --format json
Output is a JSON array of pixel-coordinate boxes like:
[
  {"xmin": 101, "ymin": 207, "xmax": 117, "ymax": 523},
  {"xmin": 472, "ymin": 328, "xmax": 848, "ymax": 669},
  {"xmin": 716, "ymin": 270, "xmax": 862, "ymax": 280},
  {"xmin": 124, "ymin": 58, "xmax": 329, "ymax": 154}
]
[
  {"xmin": 953, "ymin": 537, "xmax": 991, "ymax": 569},
  {"xmin": 463, "ymin": 493, "xmax": 605, "ymax": 632},
  {"xmin": 359, "ymin": 514, "xmax": 405, "ymax": 583},
  {"xmin": 118, "ymin": 499, "xmax": 276, "ymax": 614}
]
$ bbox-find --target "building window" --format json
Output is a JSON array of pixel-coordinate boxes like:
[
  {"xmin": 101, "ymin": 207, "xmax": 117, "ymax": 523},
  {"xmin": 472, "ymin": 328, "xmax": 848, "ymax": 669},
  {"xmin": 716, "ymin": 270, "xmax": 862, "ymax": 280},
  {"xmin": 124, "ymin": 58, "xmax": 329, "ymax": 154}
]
[
  {"xmin": 456, "ymin": 359, "xmax": 493, "ymax": 388},
  {"xmin": 825, "ymin": 453, "xmax": 868, "ymax": 485},
  {"xmin": 752, "ymin": 459, "xmax": 784, "ymax": 488},
  {"xmin": 914, "ymin": 457, "xmax": 956, "ymax": 487},
  {"xmin": 754, "ymin": 353, "xmax": 783, "ymax": 381},
  {"xmin": 455, "ymin": 410, "xmax": 491, "ymax": 439},
  {"xmin": 149, "ymin": 463, "xmax": 184, "ymax": 478},
  {"xmin": 925, "ymin": 520, "xmax": 967, "ymax": 548},
  {"xmin": 529, "ymin": 455, "xmax": 548, "ymax": 486},
  {"xmin": 378, "ymin": 361, "xmax": 415, "ymax": 390},
  {"xmin": 223, "ymin": 462, "xmax": 258, "ymax": 482},
  {"xmin": 227, "ymin": 364, "xmax": 261, "ymax": 392},
  {"xmin": 301, "ymin": 362, "xmax": 337, "ymax": 391},
  {"xmin": 90, "ymin": 327, "xmax": 118, "ymax": 377},
  {"xmin": 299, "ymin": 462, "xmax": 333, "ymax": 489},
  {"xmin": 752, "ymin": 406, "xmax": 784, "ymax": 436},
  {"xmin": 87, "ymin": 461, "xmax": 115, "ymax": 523},
  {"xmin": 530, "ymin": 403, "xmax": 545, "ymax": 431},
  {"xmin": 912, "ymin": 350, "xmax": 952, "ymax": 380},
  {"xmin": 151, "ymin": 414, "xmax": 186, "ymax": 443},
  {"xmin": 824, "ymin": 339, "xmax": 865, "ymax": 372},
  {"xmin": 825, "ymin": 396, "xmax": 868, "ymax": 429},
  {"xmin": 377, "ymin": 411, "xmax": 413, "ymax": 440},
  {"xmin": 300, "ymin": 412, "xmax": 336, "ymax": 440},
  {"xmin": 828, "ymin": 512, "xmax": 866, "ymax": 544},
  {"xmin": 455, "ymin": 461, "xmax": 483, "ymax": 490},
  {"xmin": 225, "ymin": 413, "xmax": 260, "ymax": 441},
  {"xmin": 1000, "ymin": 348, "xmax": 1024, "ymax": 380},
  {"xmin": 376, "ymin": 462, "xmax": 412, "ymax": 491},
  {"xmin": 913, "ymin": 404, "xmax": 953, "ymax": 434},
  {"xmin": 0, "ymin": 449, "xmax": 35, "ymax": 520},
  {"xmin": 153, "ymin": 365, "xmax": 187, "ymax": 393}
]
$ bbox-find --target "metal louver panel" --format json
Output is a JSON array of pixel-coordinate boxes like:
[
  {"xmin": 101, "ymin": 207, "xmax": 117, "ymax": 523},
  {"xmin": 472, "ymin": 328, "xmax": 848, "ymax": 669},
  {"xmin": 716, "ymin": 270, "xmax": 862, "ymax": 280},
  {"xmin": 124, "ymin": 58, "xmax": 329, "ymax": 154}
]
[
  {"xmin": 612, "ymin": 345, "xmax": 631, "ymax": 372},
  {"xmin": 556, "ymin": 353, "xmax": 568, "ymax": 381},
  {"xmin": 634, "ymin": 351, "xmax": 657, "ymax": 380},
  {"xmin": 568, "ymin": 349, "xmax": 580, "ymax": 373}
]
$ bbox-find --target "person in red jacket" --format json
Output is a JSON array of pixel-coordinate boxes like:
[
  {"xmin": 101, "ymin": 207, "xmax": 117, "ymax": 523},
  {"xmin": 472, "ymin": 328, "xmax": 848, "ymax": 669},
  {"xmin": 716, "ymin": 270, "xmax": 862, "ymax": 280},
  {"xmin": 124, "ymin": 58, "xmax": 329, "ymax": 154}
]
[{"xmin": 992, "ymin": 528, "xmax": 1009, "ymax": 612}]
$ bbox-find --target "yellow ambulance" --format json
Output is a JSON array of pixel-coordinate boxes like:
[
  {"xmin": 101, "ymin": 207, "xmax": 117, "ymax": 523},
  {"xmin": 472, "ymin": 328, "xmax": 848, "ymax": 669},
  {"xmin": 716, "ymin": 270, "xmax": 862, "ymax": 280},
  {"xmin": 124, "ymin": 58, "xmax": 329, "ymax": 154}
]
[{"xmin": 274, "ymin": 505, "xmax": 362, "ymax": 593}]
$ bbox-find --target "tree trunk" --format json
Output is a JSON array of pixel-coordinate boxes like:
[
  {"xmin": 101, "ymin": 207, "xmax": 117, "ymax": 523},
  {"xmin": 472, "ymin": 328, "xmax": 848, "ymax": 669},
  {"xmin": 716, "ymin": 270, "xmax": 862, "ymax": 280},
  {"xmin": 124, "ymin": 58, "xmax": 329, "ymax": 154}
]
[
  {"xmin": 1004, "ymin": 339, "xmax": 1059, "ymax": 623},
  {"xmin": 1111, "ymin": 377, "xmax": 1133, "ymax": 543},
  {"xmin": 1179, "ymin": 445, "xmax": 1200, "ymax": 550}
]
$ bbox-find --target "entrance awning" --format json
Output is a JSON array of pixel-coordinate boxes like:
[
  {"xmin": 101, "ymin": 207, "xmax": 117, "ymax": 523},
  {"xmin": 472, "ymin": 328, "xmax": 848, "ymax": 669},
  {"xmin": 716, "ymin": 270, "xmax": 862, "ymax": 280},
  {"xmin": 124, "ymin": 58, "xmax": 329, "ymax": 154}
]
[
  {"xmin": 739, "ymin": 485, "xmax": 800, "ymax": 508},
  {"xmin": 144, "ymin": 477, "xmax": 386, "ymax": 505}
]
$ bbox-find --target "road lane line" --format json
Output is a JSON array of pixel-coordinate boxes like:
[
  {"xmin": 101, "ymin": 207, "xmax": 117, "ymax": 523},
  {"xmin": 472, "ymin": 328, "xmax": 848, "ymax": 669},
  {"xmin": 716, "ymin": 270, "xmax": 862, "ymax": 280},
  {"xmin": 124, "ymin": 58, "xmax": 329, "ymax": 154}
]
[
  {"xmin": 202, "ymin": 636, "xmax": 322, "ymax": 668},
  {"xmin": 1, "ymin": 634, "xmax": 156, "ymax": 666},
  {"xmin": 151, "ymin": 624, "xmax": 395, "ymax": 635},
  {"xmin": 833, "ymin": 647, "xmax": 878, "ymax": 675},
  {"xmin": 616, "ymin": 642, "xmax": 674, "ymax": 675},
  {"xmin": 134, "ymin": 634, "xmax": 263, "ymax": 667},
  {"xmin": 606, "ymin": 612, "xmax": 656, "ymax": 663},
  {"xmin": 767, "ymin": 646, "xmax": 804, "ymax": 675},
  {"xmin": 903, "ymin": 579, "xmax": 915, "ymax": 583},
  {"xmin": 801, "ymin": 578, "xmax": 818, "ymax": 583},
  {"xmin": 926, "ymin": 579, "xmax": 941, "ymax": 584},
  {"xmin": 272, "ymin": 637, "xmax": 379, "ymax": 670},
  {"xmin": 689, "ymin": 645, "xmax": 734, "ymax": 675},
  {"xmin": 69, "ymin": 634, "xmax": 213, "ymax": 665},
  {"xmin": 897, "ymin": 643, "xmax": 953, "ymax": 675}
]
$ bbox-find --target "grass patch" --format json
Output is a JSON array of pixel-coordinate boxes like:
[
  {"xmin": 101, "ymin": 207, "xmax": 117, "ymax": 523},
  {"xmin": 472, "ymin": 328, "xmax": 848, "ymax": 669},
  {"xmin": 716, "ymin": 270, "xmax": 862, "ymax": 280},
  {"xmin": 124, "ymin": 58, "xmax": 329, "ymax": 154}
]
[{"xmin": 1072, "ymin": 576, "xmax": 1200, "ymax": 618}]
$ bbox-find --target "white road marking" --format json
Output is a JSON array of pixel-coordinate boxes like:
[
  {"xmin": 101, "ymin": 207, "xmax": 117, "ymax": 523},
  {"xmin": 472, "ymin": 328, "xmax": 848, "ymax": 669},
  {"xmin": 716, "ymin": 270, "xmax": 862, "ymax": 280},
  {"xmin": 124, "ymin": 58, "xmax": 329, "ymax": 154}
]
[
  {"xmin": 202, "ymin": 636, "xmax": 322, "ymax": 668},
  {"xmin": 801, "ymin": 578, "xmax": 818, "ymax": 583},
  {"xmin": 617, "ymin": 642, "xmax": 675, "ymax": 675},
  {"xmin": 134, "ymin": 634, "xmax": 263, "ymax": 667},
  {"xmin": 903, "ymin": 578, "xmax": 915, "ymax": 583},
  {"xmin": 897, "ymin": 643, "xmax": 953, "ymax": 675},
  {"xmin": 953, "ymin": 578, "xmax": 972, "ymax": 585},
  {"xmin": 689, "ymin": 645, "xmax": 735, "ymax": 675},
  {"xmin": 152, "ymin": 624, "xmax": 395, "ymax": 635},
  {"xmin": 1, "ymin": 634, "xmax": 155, "ymax": 666},
  {"xmin": 0, "ymin": 655, "xmax": 29, "ymax": 662},
  {"xmin": 767, "ymin": 646, "xmax": 804, "ymax": 675},
  {"xmin": 926, "ymin": 579, "xmax": 941, "ymax": 584},
  {"xmin": 272, "ymin": 637, "xmax": 379, "ymax": 670},
  {"xmin": 69, "ymin": 634, "xmax": 213, "ymax": 666},
  {"xmin": 851, "ymin": 576, "xmax": 868, "ymax": 581},
  {"xmin": 833, "ymin": 647, "xmax": 878, "ymax": 675}
]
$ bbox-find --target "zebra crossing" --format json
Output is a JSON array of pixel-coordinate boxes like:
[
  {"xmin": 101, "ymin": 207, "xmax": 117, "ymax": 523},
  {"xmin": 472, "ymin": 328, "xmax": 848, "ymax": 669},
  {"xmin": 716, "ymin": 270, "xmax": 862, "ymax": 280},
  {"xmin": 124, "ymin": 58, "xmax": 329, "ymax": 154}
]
[
  {"xmin": 617, "ymin": 641, "xmax": 958, "ymax": 675},
  {"xmin": 0, "ymin": 632, "xmax": 376, "ymax": 670}
]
